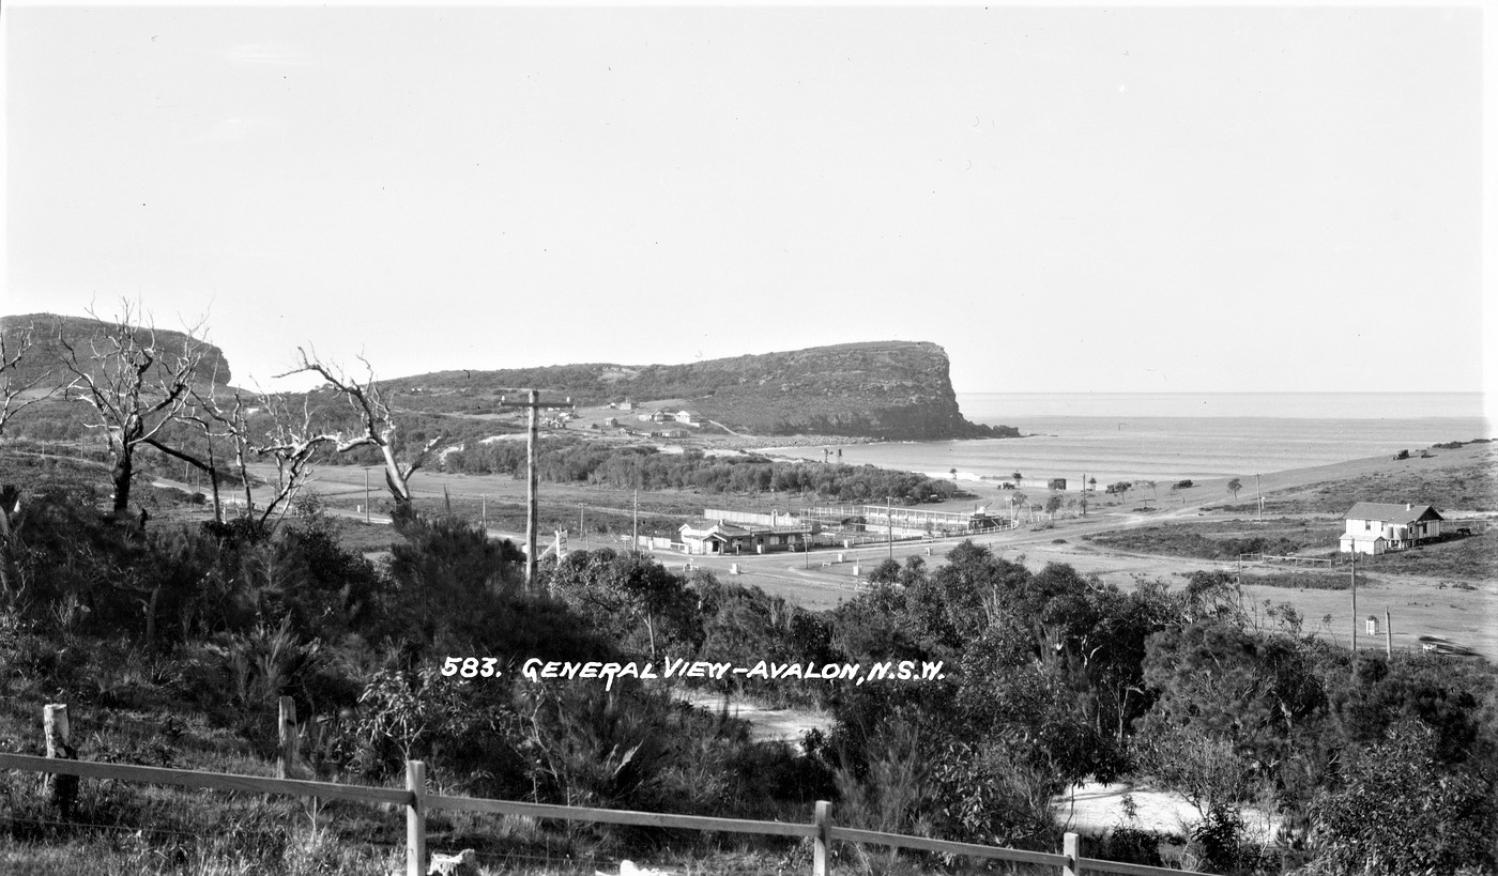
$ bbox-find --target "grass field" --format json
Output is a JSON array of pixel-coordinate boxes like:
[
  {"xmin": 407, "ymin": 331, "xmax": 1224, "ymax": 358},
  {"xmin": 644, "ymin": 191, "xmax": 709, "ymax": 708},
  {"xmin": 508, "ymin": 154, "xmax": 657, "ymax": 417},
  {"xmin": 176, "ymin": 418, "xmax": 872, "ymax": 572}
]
[
  {"xmin": 1084, "ymin": 519, "xmax": 1343, "ymax": 562},
  {"xmin": 1208, "ymin": 442, "xmax": 1497, "ymax": 516}
]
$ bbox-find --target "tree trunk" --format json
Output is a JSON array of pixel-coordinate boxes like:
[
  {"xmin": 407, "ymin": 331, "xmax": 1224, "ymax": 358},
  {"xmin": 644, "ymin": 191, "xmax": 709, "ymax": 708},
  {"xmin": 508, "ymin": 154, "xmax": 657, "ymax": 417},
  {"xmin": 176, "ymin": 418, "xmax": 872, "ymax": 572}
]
[
  {"xmin": 381, "ymin": 444, "xmax": 412, "ymax": 507},
  {"xmin": 111, "ymin": 449, "xmax": 134, "ymax": 518},
  {"xmin": 0, "ymin": 496, "xmax": 16, "ymax": 604},
  {"xmin": 207, "ymin": 434, "xmax": 223, "ymax": 523}
]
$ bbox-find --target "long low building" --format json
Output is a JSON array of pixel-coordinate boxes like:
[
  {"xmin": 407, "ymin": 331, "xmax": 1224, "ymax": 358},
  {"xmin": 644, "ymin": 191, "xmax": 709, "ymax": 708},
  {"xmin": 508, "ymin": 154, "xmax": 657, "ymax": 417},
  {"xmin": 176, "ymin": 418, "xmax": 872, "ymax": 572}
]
[
  {"xmin": 803, "ymin": 504, "xmax": 1005, "ymax": 538},
  {"xmin": 679, "ymin": 520, "xmax": 813, "ymax": 555}
]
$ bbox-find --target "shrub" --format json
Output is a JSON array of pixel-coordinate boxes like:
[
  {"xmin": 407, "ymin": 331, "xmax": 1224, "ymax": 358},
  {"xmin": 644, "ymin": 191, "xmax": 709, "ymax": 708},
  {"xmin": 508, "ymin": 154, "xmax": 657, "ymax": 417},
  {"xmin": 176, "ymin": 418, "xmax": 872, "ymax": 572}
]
[{"xmin": 1303, "ymin": 721, "xmax": 1496, "ymax": 875}]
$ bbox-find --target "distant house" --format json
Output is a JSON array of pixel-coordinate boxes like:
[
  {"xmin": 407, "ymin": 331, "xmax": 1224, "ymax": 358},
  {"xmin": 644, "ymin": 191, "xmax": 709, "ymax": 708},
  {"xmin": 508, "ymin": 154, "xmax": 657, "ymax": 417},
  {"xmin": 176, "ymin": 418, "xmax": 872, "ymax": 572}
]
[
  {"xmin": 679, "ymin": 520, "xmax": 808, "ymax": 555},
  {"xmin": 676, "ymin": 410, "xmax": 701, "ymax": 427},
  {"xmin": 680, "ymin": 521, "xmax": 754, "ymax": 555},
  {"xmin": 1340, "ymin": 502, "xmax": 1444, "ymax": 555},
  {"xmin": 618, "ymin": 400, "xmax": 635, "ymax": 412}
]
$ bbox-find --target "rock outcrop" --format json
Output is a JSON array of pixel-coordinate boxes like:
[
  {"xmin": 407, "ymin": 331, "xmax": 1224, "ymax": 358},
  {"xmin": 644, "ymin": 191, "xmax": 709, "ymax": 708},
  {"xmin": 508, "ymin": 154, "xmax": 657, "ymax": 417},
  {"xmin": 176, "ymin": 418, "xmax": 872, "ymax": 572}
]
[{"xmin": 385, "ymin": 341, "xmax": 1014, "ymax": 440}]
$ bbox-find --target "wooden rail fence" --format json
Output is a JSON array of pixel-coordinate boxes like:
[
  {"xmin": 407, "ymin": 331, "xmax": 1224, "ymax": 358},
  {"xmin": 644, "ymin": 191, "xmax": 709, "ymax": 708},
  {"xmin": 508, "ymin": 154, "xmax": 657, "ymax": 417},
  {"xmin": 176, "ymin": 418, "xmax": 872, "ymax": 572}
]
[
  {"xmin": 1238, "ymin": 552, "xmax": 1338, "ymax": 568},
  {"xmin": 0, "ymin": 752, "xmax": 1206, "ymax": 876}
]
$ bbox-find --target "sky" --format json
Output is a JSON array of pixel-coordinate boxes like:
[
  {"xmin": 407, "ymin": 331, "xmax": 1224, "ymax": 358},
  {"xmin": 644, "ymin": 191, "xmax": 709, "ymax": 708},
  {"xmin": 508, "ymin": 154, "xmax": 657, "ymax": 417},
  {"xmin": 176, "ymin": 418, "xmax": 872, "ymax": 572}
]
[{"xmin": 2, "ymin": 3, "xmax": 1488, "ymax": 403}]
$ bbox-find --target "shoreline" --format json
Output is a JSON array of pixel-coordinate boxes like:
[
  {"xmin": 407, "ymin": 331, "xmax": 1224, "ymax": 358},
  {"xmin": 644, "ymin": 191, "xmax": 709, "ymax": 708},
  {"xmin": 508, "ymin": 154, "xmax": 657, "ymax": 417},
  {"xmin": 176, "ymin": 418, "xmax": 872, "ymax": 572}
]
[{"xmin": 747, "ymin": 429, "xmax": 1494, "ymax": 494}]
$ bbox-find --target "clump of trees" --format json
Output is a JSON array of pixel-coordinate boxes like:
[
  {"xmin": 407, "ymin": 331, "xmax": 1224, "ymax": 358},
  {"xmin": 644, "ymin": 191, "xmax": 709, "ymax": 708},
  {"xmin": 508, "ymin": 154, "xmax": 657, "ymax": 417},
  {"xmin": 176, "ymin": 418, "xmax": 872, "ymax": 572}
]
[
  {"xmin": 445, "ymin": 440, "xmax": 968, "ymax": 505},
  {"xmin": 822, "ymin": 546, "xmax": 1497, "ymax": 871}
]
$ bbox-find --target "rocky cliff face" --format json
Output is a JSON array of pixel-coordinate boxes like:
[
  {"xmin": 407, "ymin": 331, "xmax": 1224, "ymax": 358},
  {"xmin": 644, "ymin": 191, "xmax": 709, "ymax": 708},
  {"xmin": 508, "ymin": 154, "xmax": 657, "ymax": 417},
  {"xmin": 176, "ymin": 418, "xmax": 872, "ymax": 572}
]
[
  {"xmin": 0, "ymin": 313, "xmax": 232, "ymax": 388},
  {"xmin": 388, "ymin": 341, "xmax": 1014, "ymax": 440}
]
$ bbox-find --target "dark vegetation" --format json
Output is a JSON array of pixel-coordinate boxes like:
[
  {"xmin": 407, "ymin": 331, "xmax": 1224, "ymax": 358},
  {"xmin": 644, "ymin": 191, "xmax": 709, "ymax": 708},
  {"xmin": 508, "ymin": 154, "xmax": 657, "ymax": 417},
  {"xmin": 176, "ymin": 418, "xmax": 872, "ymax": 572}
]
[
  {"xmin": 444, "ymin": 440, "xmax": 972, "ymax": 506},
  {"xmin": 2, "ymin": 465, "xmax": 1495, "ymax": 873}
]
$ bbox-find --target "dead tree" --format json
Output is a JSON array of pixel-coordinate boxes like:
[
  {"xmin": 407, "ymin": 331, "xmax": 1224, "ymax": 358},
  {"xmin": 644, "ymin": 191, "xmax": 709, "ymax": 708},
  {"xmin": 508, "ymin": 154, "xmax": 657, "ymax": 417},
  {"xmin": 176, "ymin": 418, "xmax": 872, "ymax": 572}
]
[
  {"xmin": 188, "ymin": 385, "xmax": 335, "ymax": 534},
  {"xmin": 56, "ymin": 305, "xmax": 206, "ymax": 519},
  {"xmin": 0, "ymin": 323, "xmax": 54, "ymax": 602},
  {"xmin": 248, "ymin": 392, "xmax": 339, "ymax": 527},
  {"xmin": 276, "ymin": 348, "xmax": 441, "ymax": 510},
  {"xmin": 0, "ymin": 320, "xmax": 53, "ymax": 439}
]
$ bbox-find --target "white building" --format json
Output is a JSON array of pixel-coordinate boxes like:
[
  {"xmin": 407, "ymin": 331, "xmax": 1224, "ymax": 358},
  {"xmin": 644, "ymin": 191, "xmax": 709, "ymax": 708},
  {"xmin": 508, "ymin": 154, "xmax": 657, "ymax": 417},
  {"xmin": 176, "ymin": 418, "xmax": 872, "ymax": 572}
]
[{"xmin": 1340, "ymin": 502, "xmax": 1444, "ymax": 555}]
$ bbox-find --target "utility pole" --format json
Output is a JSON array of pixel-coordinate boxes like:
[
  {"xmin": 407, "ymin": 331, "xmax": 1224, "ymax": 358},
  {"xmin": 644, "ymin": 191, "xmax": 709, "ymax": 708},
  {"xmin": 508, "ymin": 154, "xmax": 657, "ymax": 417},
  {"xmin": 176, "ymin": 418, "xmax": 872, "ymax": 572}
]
[
  {"xmin": 632, "ymin": 490, "xmax": 639, "ymax": 553},
  {"xmin": 364, "ymin": 469, "xmax": 371, "ymax": 524},
  {"xmin": 1385, "ymin": 607, "xmax": 1392, "ymax": 658},
  {"xmin": 887, "ymin": 496, "xmax": 894, "ymax": 560},
  {"xmin": 1255, "ymin": 473, "xmax": 1263, "ymax": 521},
  {"xmin": 579, "ymin": 504, "xmax": 585, "ymax": 548},
  {"xmin": 499, "ymin": 390, "xmax": 573, "ymax": 592},
  {"xmin": 1351, "ymin": 549, "xmax": 1358, "ymax": 654}
]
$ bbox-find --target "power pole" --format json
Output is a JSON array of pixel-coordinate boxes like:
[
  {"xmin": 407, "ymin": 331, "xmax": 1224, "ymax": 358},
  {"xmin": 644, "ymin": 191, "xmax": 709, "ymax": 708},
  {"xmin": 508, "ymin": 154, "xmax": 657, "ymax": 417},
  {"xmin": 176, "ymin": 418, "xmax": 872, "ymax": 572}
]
[
  {"xmin": 499, "ymin": 390, "xmax": 573, "ymax": 592},
  {"xmin": 1385, "ymin": 607, "xmax": 1392, "ymax": 658},
  {"xmin": 632, "ymin": 490, "xmax": 639, "ymax": 553},
  {"xmin": 364, "ymin": 468, "xmax": 371, "ymax": 524},
  {"xmin": 1350, "ymin": 549, "xmax": 1358, "ymax": 654},
  {"xmin": 887, "ymin": 496, "xmax": 894, "ymax": 560},
  {"xmin": 1255, "ymin": 473, "xmax": 1263, "ymax": 521}
]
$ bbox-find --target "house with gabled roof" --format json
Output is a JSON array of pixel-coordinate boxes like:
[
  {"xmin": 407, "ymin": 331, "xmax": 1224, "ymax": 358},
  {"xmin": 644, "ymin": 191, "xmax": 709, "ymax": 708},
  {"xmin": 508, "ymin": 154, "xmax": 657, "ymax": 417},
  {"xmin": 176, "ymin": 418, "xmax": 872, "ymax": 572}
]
[
  {"xmin": 679, "ymin": 519, "xmax": 810, "ymax": 555},
  {"xmin": 1340, "ymin": 502, "xmax": 1444, "ymax": 555}
]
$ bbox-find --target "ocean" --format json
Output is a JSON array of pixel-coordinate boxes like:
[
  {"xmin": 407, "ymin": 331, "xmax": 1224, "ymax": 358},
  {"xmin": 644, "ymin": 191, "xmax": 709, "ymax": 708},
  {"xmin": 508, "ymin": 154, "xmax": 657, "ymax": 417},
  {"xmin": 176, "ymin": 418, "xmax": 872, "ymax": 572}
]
[{"xmin": 765, "ymin": 392, "xmax": 1491, "ymax": 488}]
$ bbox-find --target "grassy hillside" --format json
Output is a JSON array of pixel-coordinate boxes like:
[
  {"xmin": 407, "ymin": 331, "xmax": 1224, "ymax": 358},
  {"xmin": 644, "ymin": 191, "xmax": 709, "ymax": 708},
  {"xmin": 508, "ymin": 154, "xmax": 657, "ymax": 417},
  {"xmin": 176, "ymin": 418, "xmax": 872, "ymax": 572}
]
[{"xmin": 1, "ymin": 313, "xmax": 232, "ymax": 390}]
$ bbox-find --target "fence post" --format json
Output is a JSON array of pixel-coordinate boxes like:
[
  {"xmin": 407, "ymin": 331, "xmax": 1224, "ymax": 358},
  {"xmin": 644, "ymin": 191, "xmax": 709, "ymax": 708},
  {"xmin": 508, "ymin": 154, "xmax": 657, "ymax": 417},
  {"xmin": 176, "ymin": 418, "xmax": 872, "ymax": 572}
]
[
  {"xmin": 406, "ymin": 760, "xmax": 427, "ymax": 876},
  {"xmin": 812, "ymin": 799, "xmax": 831, "ymax": 876},
  {"xmin": 1063, "ymin": 831, "xmax": 1080, "ymax": 876},
  {"xmin": 43, "ymin": 703, "xmax": 78, "ymax": 819},
  {"xmin": 277, "ymin": 696, "xmax": 298, "ymax": 779}
]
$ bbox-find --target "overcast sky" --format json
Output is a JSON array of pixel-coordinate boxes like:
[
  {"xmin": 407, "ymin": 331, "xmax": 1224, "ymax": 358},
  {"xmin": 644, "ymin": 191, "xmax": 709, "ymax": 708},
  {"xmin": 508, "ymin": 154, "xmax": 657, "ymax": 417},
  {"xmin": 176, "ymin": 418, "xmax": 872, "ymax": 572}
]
[{"xmin": 3, "ymin": 4, "xmax": 1487, "ymax": 399}]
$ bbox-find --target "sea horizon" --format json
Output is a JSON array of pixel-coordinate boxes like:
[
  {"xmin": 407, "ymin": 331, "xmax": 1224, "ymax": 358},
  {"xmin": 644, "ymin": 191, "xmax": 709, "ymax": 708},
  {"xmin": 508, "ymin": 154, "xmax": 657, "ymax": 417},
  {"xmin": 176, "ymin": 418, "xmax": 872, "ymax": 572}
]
[
  {"xmin": 955, "ymin": 391, "xmax": 1487, "ymax": 422},
  {"xmin": 766, "ymin": 392, "xmax": 1491, "ymax": 487}
]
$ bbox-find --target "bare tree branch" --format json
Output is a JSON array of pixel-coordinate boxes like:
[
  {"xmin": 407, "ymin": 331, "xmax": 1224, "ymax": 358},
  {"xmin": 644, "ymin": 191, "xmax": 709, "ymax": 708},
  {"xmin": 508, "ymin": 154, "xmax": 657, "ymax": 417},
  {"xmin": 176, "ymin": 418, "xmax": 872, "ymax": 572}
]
[
  {"xmin": 275, "ymin": 347, "xmax": 444, "ymax": 509},
  {"xmin": 0, "ymin": 321, "xmax": 56, "ymax": 438}
]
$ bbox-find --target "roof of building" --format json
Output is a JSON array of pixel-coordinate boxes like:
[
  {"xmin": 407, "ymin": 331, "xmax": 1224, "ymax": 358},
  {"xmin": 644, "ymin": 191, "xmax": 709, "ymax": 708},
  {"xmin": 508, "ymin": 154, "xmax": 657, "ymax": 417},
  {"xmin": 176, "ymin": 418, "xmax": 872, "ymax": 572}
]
[
  {"xmin": 680, "ymin": 522, "xmax": 752, "ymax": 538},
  {"xmin": 680, "ymin": 521, "xmax": 808, "ymax": 539},
  {"xmin": 1344, "ymin": 502, "xmax": 1444, "ymax": 524}
]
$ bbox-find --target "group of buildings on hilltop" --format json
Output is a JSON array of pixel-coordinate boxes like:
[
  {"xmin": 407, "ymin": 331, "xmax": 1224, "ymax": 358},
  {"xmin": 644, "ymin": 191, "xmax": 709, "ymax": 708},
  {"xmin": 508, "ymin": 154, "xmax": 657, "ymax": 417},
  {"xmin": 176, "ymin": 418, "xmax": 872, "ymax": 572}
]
[{"xmin": 607, "ymin": 399, "xmax": 701, "ymax": 427}]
